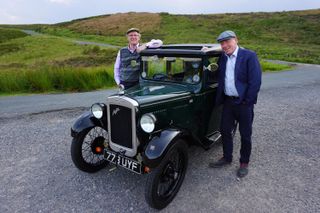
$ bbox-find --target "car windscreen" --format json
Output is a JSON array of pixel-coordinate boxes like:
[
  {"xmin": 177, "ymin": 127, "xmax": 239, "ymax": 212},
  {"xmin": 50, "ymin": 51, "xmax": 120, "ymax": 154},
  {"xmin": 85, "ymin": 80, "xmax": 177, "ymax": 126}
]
[{"xmin": 141, "ymin": 55, "xmax": 202, "ymax": 85}]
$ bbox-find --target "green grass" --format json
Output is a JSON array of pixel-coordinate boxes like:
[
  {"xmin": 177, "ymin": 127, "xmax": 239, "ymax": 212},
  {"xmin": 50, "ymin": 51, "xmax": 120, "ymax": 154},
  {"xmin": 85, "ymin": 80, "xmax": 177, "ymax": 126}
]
[
  {"xmin": 0, "ymin": 27, "xmax": 28, "ymax": 43},
  {"xmin": 38, "ymin": 26, "xmax": 126, "ymax": 46},
  {"xmin": 28, "ymin": 10, "xmax": 320, "ymax": 64},
  {"xmin": 0, "ymin": 59, "xmax": 288, "ymax": 95},
  {"xmin": 247, "ymin": 43, "xmax": 320, "ymax": 64},
  {"xmin": 0, "ymin": 35, "xmax": 81, "ymax": 65},
  {"xmin": 0, "ymin": 34, "xmax": 118, "ymax": 65},
  {"xmin": 0, "ymin": 9, "xmax": 319, "ymax": 95},
  {"xmin": 157, "ymin": 12, "xmax": 320, "ymax": 64},
  {"xmin": 0, "ymin": 65, "xmax": 114, "ymax": 94},
  {"xmin": 0, "ymin": 33, "xmax": 118, "ymax": 95},
  {"xmin": 260, "ymin": 60, "xmax": 292, "ymax": 72}
]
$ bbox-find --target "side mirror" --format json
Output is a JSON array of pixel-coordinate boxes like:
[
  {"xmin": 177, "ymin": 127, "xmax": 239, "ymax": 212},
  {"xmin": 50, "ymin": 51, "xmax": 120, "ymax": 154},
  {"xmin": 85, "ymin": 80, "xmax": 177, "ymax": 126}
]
[{"xmin": 207, "ymin": 63, "xmax": 219, "ymax": 72}]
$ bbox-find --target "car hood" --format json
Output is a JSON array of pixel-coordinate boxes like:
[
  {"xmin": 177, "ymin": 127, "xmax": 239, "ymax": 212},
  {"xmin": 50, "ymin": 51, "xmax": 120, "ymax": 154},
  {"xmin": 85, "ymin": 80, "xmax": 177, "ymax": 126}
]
[{"xmin": 122, "ymin": 81, "xmax": 192, "ymax": 105}]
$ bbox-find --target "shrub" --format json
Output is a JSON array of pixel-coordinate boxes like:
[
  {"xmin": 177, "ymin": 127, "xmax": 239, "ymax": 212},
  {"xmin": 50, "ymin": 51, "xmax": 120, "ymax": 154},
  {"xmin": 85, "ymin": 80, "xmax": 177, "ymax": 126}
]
[
  {"xmin": 0, "ymin": 43, "xmax": 24, "ymax": 55},
  {"xmin": 0, "ymin": 65, "xmax": 115, "ymax": 94},
  {"xmin": 0, "ymin": 27, "xmax": 28, "ymax": 43},
  {"xmin": 260, "ymin": 60, "xmax": 292, "ymax": 72}
]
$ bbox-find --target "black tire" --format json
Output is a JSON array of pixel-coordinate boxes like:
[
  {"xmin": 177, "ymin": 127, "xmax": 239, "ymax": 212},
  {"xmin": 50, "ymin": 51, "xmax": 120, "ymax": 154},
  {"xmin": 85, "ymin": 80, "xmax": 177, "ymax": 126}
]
[
  {"xmin": 145, "ymin": 139, "xmax": 188, "ymax": 209},
  {"xmin": 71, "ymin": 127, "xmax": 109, "ymax": 173}
]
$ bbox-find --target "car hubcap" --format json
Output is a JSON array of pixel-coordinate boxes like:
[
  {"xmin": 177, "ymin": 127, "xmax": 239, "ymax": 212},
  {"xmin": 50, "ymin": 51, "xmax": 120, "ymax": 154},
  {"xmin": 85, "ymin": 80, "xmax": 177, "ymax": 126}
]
[{"xmin": 82, "ymin": 127, "xmax": 108, "ymax": 165}]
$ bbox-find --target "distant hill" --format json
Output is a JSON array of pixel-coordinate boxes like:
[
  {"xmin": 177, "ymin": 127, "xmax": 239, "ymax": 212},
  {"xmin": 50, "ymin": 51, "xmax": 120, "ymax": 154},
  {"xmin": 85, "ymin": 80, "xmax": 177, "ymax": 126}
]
[
  {"xmin": 53, "ymin": 9, "xmax": 320, "ymax": 63},
  {"xmin": 54, "ymin": 9, "xmax": 320, "ymax": 44},
  {"xmin": 1, "ymin": 9, "xmax": 319, "ymax": 94},
  {"xmin": 58, "ymin": 12, "xmax": 161, "ymax": 36},
  {"xmin": 1, "ymin": 9, "xmax": 319, "ymax": 63}
]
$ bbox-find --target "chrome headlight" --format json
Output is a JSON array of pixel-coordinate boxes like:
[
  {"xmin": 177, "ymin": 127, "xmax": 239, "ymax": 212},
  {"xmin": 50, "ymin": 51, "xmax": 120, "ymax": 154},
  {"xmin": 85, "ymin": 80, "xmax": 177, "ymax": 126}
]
[
  {"xmin": 140, "ymin": 113, "xmax": 157, "ymax": 133},
  {"xmin": 91, "ymin": 103, "xmax": 104, "ymax": 119}
]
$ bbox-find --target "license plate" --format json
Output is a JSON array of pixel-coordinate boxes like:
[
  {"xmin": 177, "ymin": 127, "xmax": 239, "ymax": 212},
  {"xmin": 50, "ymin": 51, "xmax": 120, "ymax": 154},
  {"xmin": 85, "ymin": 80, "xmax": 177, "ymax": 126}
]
[{"xmin": 104, "ymin": 149, "xmax": 142, "ymax": 174}]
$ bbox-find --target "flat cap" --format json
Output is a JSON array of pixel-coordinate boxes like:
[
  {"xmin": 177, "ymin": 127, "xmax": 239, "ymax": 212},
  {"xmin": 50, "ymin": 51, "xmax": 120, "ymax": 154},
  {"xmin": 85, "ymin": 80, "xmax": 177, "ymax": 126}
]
[
  {"xmin": 126, "ymin": 28, "xmax": 140, "ymax": 35},
  {"xmin": 217, "ymin": 30, "xmax": 237, "ymax": 42}
]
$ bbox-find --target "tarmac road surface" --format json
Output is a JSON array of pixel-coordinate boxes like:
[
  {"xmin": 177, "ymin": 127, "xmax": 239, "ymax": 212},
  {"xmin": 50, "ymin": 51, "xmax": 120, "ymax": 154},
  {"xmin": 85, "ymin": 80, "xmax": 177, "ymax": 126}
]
[{"xmin": 0, "ymin": 63, "xmax": 319, "ymax": 212}]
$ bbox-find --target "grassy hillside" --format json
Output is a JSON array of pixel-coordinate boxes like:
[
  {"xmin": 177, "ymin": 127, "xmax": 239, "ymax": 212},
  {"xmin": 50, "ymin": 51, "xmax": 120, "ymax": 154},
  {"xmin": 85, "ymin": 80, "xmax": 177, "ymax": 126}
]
[
  {"xmin": 0, "ymin": 28, "xmax": 117, "ymax": 94},
  {"xmin": 66, "ymin": 12, "xmax": 161, "ymax": 36},
  {"xmin": 39, "ymin": 10, "xmax": 319, "ymax": 64},
  {"xmin": 49, "ymin": 10, "xmax": 319, "ymax": 43},
  {"xmin": 0, "ymin": 9, "xmax": 318, "ymax": 95},
  {"xmin": 0, "ymin": 27, "xmax": 28, "ymax": 43}
]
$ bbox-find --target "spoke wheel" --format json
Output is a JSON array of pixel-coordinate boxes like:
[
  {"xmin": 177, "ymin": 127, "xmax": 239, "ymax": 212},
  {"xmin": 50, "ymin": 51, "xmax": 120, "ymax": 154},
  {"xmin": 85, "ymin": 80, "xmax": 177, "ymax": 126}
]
[
  {"xmin": 145, "ymin": 139, "xmax": 188, "ymax": 209},
  {"xmin": 157, "ymin": 150, "xmax": 183, "ymax": 198},
  {"xmin": 71, "ymin": 127, "xmax": 109, "ymax": 173}
]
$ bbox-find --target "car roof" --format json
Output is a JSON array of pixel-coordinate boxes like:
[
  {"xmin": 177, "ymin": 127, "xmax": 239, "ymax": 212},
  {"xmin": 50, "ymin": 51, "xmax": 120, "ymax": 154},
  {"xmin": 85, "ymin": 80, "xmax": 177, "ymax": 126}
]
[{"xmin": 140, "ymin": 44, "xmax": 222, "ymax": 57}]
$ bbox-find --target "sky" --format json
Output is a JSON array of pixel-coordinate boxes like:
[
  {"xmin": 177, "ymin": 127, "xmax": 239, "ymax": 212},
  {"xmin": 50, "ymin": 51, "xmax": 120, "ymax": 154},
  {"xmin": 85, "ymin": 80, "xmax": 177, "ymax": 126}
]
[{"xmin": 1, "ymin": 0, "xmax": 320, "ymax": 24}]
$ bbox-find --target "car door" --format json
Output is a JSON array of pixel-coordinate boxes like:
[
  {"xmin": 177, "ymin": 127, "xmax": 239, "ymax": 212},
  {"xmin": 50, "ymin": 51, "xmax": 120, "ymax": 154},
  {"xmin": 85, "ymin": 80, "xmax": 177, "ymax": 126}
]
[{"xmin": 202, "ymin": 56, "xmax": 223, "ymax": 137}]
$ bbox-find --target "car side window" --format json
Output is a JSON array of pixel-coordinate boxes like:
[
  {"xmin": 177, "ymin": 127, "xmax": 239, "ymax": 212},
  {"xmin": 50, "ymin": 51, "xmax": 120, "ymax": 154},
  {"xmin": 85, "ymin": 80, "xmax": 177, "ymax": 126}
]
[{"xmin": 141, "ymin": 56, "xmax": 202, "ymax": 84}]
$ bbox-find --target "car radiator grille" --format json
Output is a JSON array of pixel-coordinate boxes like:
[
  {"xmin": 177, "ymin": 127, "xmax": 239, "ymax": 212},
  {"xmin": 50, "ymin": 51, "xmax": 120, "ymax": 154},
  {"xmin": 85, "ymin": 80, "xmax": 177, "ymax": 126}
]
[{"xmin": 109, "ymin": 104, "xmax": 133, "ymax": 149}]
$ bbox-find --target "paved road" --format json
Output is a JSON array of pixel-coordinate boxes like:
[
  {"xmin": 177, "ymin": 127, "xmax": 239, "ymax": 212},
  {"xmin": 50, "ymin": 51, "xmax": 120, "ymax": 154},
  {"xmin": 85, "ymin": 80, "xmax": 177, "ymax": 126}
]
[
  {"xmin": 0, "ymin": 64, "xmax": 319, "ymax": 212},
  {"xmin": 1, "ymin": 63, "xmax": 319, "ymax": 118},
  {"xmin": 0, "ymin": 89, "xmax": 117, "ymax": 118}
]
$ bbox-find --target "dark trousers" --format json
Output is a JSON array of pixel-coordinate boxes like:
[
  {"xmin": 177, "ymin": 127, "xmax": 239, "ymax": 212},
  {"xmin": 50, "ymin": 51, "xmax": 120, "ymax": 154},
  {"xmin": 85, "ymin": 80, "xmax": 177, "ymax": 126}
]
[
  {"xmin": 221, "ymin": 97, "xmax": 254, "ymax": 164},
  {"xmin": 120, "ymin": 80, "xmax": 139, "ymax": 90}
]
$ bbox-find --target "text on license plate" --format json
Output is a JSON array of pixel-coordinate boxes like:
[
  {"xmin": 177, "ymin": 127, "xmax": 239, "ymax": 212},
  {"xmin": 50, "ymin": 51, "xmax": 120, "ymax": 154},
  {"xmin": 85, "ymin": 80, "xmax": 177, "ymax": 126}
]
[{"xmin": 104, "ymin": 150, "xmax": 142, "ymax": 174}]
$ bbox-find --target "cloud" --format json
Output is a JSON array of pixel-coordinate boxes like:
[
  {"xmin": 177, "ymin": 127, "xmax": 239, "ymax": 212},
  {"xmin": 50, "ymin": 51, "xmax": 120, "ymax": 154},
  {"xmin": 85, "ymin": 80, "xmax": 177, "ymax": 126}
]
[
  {"xmin": 0, "ymin": 9, "xmax": 21, "ymax": 24},
  {"xmin": 1, "ymin": 0, "xmax": 320, "ymax": 24},
  {"xmin": 48, "ymin": 0, "xmax": 72, "ymax": 5}
]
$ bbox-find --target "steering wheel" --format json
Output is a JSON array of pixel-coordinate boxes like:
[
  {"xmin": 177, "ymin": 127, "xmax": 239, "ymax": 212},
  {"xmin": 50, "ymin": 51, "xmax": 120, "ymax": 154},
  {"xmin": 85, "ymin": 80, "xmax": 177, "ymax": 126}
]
[{"xmin": 153, "ymin": 73, "xmax": 168, "ymax": 80}]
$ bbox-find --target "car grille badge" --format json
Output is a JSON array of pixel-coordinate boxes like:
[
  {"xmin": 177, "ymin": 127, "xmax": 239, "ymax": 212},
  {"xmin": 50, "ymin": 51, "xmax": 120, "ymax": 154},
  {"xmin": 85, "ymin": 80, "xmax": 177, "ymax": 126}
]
[{"xmin": 112, "ymin": 107, "xmax": 120, "ymax": 116}]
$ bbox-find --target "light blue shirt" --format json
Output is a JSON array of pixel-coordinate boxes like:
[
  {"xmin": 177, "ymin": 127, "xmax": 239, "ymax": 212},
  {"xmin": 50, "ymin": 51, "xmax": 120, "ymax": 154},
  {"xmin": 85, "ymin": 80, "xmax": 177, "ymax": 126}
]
[{"xmin": 224, "ymin": 46, "xmax": 239, "ymax": 97}]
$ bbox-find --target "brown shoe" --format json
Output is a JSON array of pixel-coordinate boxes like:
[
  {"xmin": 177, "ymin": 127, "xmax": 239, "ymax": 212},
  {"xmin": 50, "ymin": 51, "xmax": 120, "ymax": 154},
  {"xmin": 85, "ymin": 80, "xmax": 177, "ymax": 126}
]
[
  {"xmin": 209, "ymin": 157, "xmax": 232, "ymax": 168},
  {"xmin": 237, "ymin": 163, "xmax": 249, "ymax": 178}
]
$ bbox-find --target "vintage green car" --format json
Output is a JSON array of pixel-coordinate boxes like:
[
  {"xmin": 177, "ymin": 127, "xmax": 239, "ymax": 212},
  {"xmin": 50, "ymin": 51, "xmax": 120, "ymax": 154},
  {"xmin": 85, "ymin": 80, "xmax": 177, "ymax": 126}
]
[{"xmin": 70, "ymin": 44, "xmax": 226, "ymax": 209}]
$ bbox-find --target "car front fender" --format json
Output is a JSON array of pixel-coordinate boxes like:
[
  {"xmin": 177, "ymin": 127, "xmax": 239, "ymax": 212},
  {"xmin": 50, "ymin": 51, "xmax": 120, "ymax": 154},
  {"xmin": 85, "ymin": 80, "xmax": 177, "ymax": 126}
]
[
  {"xmin": 143, "ymin": 129, "xmax": 189, "ymax": 168},
  {"xmin": 70, "ymin": 111, "xmax": 103, "ymax": 138}
]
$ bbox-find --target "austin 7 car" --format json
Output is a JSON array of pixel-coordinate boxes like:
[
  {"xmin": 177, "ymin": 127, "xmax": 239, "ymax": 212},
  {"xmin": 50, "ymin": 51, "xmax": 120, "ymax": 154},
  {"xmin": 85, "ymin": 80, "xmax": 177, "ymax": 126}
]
[{"xmin": 70, "ymin": 44, "xmax": 227, "ymax": 209}]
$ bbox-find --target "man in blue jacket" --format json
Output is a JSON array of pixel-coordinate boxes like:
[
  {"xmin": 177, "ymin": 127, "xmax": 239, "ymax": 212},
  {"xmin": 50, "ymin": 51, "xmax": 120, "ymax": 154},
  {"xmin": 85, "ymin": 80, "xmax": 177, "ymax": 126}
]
[{"xmin": 208, "ymin": 30, "xmax": 262, "ymax": 178}]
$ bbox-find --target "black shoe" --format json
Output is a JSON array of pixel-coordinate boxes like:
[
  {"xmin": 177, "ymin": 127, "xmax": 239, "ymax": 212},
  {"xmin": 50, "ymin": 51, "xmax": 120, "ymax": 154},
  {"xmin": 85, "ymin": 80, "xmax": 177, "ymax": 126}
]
[
  {"xmin": 237, "ymin": 163, "xmax": 249, "ymax": 178},
  {"xmin": 209, "ymin": 157, "xmax": 232, "ymax": 168}
]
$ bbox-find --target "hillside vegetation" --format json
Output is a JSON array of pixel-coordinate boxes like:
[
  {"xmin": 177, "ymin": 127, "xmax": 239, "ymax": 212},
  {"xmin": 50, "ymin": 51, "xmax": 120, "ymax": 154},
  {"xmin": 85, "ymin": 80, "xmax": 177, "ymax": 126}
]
[
  {"xmin": 30, "ymin": 9, "xmax": 320, "ymax": 64},
  {"xmin": 0, "ymin": 28, "xmax": 117, "ymax": 94},
  {"xmin": 0, "ymin": 27, "xmax": 28, "ymax": 43},
  {"xmin": 66, "ymin": 13, "xmax": 161, "ymax": 36},
  {"xmin": 0, "ymin": 9, "xmax": 318, "ymax": 95}
]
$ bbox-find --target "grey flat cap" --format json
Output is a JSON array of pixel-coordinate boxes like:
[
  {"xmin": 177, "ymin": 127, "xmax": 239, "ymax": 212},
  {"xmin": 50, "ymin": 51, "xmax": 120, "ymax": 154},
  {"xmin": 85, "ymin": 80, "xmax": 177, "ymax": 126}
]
[
  {"xmin": 217, "ymin": 30, "xmax": 237, "ymax": 42},
  {"xmin": 126, "ymin": 28, "xmax": 140, "ymax": 35}
]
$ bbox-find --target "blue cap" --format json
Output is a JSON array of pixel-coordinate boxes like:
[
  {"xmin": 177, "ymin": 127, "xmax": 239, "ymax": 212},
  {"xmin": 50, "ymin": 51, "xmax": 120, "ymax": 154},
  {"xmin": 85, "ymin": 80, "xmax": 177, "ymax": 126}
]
[{"xmin": 217, "ymin": 30, "xmax": 237, "ymax": 42}]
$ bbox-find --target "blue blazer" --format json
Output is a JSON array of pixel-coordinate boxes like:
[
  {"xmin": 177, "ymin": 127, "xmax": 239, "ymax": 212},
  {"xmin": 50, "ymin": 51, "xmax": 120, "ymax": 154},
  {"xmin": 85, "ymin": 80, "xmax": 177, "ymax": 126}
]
[{"xmin": 216, "ymin": 48, "xmax": 262, "ymax": 105}]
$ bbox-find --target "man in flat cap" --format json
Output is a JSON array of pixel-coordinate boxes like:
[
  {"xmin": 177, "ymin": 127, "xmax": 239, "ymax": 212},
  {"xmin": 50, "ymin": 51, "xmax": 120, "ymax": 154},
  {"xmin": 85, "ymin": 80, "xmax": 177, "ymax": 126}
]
[
  {"xmin": 206, "ymin": 30, "xmax": 262, "ymax": 178},
  {"xmin": 114, "ymin": 28, "xmax": 162, "ymax": 89}
]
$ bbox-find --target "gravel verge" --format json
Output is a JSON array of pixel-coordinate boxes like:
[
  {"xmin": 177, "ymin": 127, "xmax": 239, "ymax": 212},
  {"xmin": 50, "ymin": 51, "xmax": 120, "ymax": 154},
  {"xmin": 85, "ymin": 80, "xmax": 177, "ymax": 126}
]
[{"xmin": 0, "ymin": 68, "xmax": 319, "ymax": 212}]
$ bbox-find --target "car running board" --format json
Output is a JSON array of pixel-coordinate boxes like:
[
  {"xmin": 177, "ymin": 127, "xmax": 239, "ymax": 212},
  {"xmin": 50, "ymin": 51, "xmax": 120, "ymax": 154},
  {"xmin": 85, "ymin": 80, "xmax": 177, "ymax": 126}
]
[{"xmin": 201, "ymin": 132, "xmax": 222, "ymax": 150}]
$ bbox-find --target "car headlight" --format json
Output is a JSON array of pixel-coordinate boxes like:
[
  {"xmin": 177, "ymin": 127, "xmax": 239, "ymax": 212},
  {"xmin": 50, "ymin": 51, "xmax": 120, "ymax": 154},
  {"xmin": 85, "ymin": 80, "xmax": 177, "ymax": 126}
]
[
  {"xmin": 91, "ymin": 103, "xmax": 105, "ymax": 119},
  {"xmin": 140, "ymin": 113, "xmax": 157, "ymax": 133}
]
